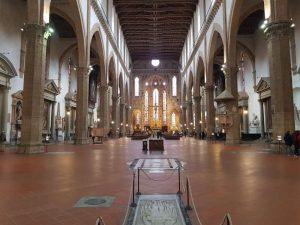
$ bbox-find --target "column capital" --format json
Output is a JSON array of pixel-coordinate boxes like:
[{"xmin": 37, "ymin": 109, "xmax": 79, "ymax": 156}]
[
  {"xmin": 76, "ymin": 67, "xmax": 90, "ymax": 78},
  {"xmin": 264, "ymin": 21, "xmax": 293, "ymax": 41},
  {"xmin": 23, "ymin": 23, "xmax": 56, "ymax": 40},
  {"xmin": 100, "ymin": 85, "xmax": 109, "ymax": 91},
  {"xmin": 204, "ymin": 84, "xmax": 214, "ymax": 92},
  {"xmin": 23, "ymin": 23, "xmax": 45, "ymax": 33},
  {"xmin": 193, "ymin": 96, "xmax": 202, "ymax": 102},
  {"xmin": 112, "ymin": 95, "xmax": 120, "ymax": 102},
  {"xmin": 222, "ymin": 64, "xmax": 239, "ymax": 79}
]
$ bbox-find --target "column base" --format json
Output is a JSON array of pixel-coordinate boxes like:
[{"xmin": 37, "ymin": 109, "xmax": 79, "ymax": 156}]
[
  {"xmin": 74, "ymin": 138, "xmax": 90, "ymax": 145},
  {"xmin": 17, "ymin": 144, "xmax": 45, "ymax": 154},
  {"xmin": 225, "ymin": 139, "xmax": 241, "ymax": 145}
]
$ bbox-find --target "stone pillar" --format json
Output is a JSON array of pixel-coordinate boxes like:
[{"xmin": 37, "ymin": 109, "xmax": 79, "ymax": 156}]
[
  {"xmin": 265, "ymin": 21, "xmax": 295, "ymax": 138},
  {"xmin": 128, "ymin": 106, "xmax": 133, "ymax": 133},
  {"xmin": 181, "ymin": 104, "xmax": 187, "ymax": 131},
  {"xmin": 51, "ymin": 102, "xmax": 56, "ymax": 140},
  {"xmin": 65, "ymin": 107, "xmax": 71, "ymax": 141},
  {"xmin": 112, "ymin": 96, "xmax": 120, "ymax": 137},
  {"xmin": 193, "ymin": 96, "xmax": 201, "ymax": 138},
  {"xmin": 18, "ymin": 24, "xmax": 47, "ymax": 154},
  {"xmin": 120, "ymin": 103, "xmax": 126, "ymax": 136},
  {"xmin": 47, "ymin": 102, "xmax": 51, "ymax": 134},
  {"xmin": 242, "ymin": 107, "xmax": 249, "ymax": 134},
  {"xmin": 75, "ymin": 67, "xmax": 89, "ymax": 144},
  {"xmin": 125, "ymin": 105, "xmax": 129, "ymax": 134},
  {"xmin": 1, "ymin": 87, "xmax": 9, "ymax": 139},
  {"xmin": 205, "ymin": 85, "xmax": 215, "ymax": 138},
  {"xmin": 259, "ymin": 100, "xmax": 265, "ymax": 138},
  {"xmin": 100, "ymin": 85, "xmax": 109, "ymax": 137},
  {"xmin": 222, "ymin": 65, "xmax": 240, "ymax": 144},
  {"xmin": 187, "ymin": 101, "xmax": 193, "ymax": 132}
]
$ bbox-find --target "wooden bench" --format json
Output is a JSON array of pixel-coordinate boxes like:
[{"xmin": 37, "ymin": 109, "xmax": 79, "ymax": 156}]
[{"xmin": 90, "ymin": 128, "xmax": 104, "ymax": 144}]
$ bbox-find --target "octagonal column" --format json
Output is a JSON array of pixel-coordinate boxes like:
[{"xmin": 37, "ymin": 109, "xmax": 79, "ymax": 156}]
[
  {"xmin": 100, "ymin": 85, "xmax": 109, "ymax": 137},
  {"xmin": 193, "ymin": 96, "xmax": 202, "ymax": 139},
  {"xmin": 75, "ymin": 67, "xmax": 89, "ymax": 145},
  {"xmin": 18, "ymin": 24, "xmax": 47, "ymax": 154},
  {"xmin": 265, "ymin": 21, "xmax": 294, "ymax": 138},
  {"xmin": 205, "ymin": 85, "xmax": 215, "ymax": 138}
]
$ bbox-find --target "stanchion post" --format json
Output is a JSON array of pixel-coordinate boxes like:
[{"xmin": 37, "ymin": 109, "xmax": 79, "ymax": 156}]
[
  {"xmin": 177, "ymin": 167, "xmax": 182, "ymax": 194},
  {"xmin": 137, "ymin": 168, "xmax": 141, "ymax": 195},
  {"xmin": 185, "ymin": 178, "xmax": 192, "ymax": 210},
  {"xmin": 130, "ymin": 172, "xmax": 137, "ymax": 207}
]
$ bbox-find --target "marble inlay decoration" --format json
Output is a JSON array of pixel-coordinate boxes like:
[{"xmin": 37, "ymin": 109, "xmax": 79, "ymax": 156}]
[
  {"xmin": 133, "ymin": 195, "xmax": 186, "ymax": 225},
  {"xmin": 73, "ymin": 196, "xmax": 114, "ymax": 208},
  {"xmin": 131, "ymin": 158, "xmax": 181, "ymax": 171}
]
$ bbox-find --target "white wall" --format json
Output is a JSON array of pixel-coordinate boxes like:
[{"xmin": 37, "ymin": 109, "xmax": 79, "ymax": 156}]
[
  {"xmin": 0, "ymin": 0, "xmax": 27, "ymax": 140},
  {"xmin": 254, "ymin": 30, "xmax": 269, "ymax": 81}
]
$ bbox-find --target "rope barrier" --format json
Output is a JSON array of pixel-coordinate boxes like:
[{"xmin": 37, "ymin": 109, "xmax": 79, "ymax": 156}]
[{"xmin": 140, "ymin": 168, "xmax": 177, "ymax": 182}]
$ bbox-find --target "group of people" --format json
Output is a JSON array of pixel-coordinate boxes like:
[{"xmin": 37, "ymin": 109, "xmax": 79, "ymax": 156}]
[{"xmin": 284, "ymin": 131, "xmax": 300, "ymax": 157}]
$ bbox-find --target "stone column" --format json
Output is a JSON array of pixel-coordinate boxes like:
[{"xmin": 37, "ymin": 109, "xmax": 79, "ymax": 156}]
[
  {"xmin": 265, "ymin": 21, "xmax": 295, "ymax": 138},
  {"xmin": 112, "ymin": 96, "xmax": 120, "ymax": 137},
  {"xmin": 19, "ymin": 24, "xmax": 47, "ymax": 154},
  {"xmin": 119, "ymin": 103, "xmax": 126, "ymax": 136},
  {"xmin": 75, "ymin": 67, "xmax": 89, "ymax": 145},
  {"xmin": 1, "ymin": 87, "xmax": 9, "ymax": 140},
  {"xmin": 65, "ymin": 107, "xmax": 71, "ymax": 141},
  {"xmin": 259, "ymin": 99, "xmax": 265, "ymax": 138},
  {"xmin": 51, "ymin": 102, "xmax": 56, "ymax": 140},
  {"xmin": 242, "ymin": 107, "xmax": 249, "ymax": 134},
  {"xmin": 125, "ymin": 105, "xmax": 129, "ymax": 134},
  {"xmin": 193, "ymin": 96, "xmax": 202, "ymax": 139},
  {"xmin": 205, "ymin": 85, "xmax": 215, "ymax": 138},
  {"xmin": 128, "ymin": 106, "xmax": 133, "ymax": 133},
  {"xmin": 181, "ymin": 104, "xmax": 187, "ymax": 131},
  {"xmin": 47, "ymin": 102, "xmax": 51, "ymax": 134},
  {"xmin": 222, "ymin": 65, "xmax": 240, "ymax": 144},
  {"xmin": 100, "ymin": 85, "xmax": 109, "ymax": 137},
  {"xmin": 187, "ymin": 101, "xmax": 193, "ymax": 132}
]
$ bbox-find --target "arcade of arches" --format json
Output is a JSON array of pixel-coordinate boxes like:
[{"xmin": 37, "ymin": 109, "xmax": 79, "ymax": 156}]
[
  {"xmin": 1, "ymin": 0, "xmax": 300, "ymax": 224},
  {"xmin": 0, "ymin": 0, "xmax": 300, "ymax": 149}
]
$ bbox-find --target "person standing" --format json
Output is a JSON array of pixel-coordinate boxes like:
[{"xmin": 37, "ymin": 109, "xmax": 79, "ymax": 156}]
[
  {"xmin": 293, "ymin": 131, "xmax": 300, "ymax": 157},
  {"xmin": 284, "ymin": 131, "xmax": 293, "ymax": 156}
]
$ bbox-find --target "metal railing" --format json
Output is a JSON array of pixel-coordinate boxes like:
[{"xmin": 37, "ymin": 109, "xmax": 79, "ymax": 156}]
[
  {"xmin": 220, "ymin": 213, "xmax": 233, "ymax": 225},
  {"xmin": 121, "ymin": 174, "xmax": 135, "ymax": 225},
  {"xmin": 182, "ymin": 176, "xmax": 233, "ymax": 225},
  {"xmin": 95, "ymin": 217, "xmax": 105, "ymax": 225}
]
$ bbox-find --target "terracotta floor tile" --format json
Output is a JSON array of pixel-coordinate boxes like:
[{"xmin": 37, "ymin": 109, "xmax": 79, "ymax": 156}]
[{"xmin": 0, "ymin": 138, "xmax": 300, "ymax": 224}]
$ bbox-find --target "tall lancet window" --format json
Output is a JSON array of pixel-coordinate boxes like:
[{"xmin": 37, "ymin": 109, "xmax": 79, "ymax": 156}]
[
  {"xmin": 153, "ymin": 89, "xmax": 159, "ymax": 121},
  {"xmin": 172, "ymin": 76, "xmax": 177, "ymax": 96},
  {"xmin": 145, "ymin": 91, "xmax": 149, "ymax": 124},
  {"xmin": 135, "ymin": 77, "xmax": 139, "ymax": 96},
  {"xmin": 136, "ymin": 112, "xmax": 140, "ymax": 126},
  {"xmin": 163, "ymin": 91, "xmax": 167, "ymax": 125},
  {"xmin": 172, "ymin": 113, "xmax": 176, "ymax": 127}
]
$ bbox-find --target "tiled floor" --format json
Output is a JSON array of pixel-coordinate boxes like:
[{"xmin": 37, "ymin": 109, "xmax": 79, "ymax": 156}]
[{"xmin": 0, "ymin": 138, "xmax": 300, "ymax": 225}]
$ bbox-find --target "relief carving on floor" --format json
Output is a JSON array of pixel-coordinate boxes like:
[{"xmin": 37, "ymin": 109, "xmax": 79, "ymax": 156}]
[{"xmin": 134, "ymin": 198, "xmax": 184, "ymax": 225}]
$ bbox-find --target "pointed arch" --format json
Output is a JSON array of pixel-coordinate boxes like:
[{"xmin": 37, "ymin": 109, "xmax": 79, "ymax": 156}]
[
  {"xmin": 119, "ymin": 72, "xmax": 124, "ymax": 100},
  {"xmin": 187, "ymin": 71, "xmax": 194, "ymax": 100},
  {"xmin": 108, "ymin": 56, "xmax": 117, "ymax": 96},
  {"xmin": 90, "ymin": 25, "xmax": 106, "ymax": 85},
  {"xmin": 207, "ymin": 25, "xmax": 226, "ymax": 85},
  {"xmin": 195, "ymin": 54, "xmax": 205, "ymax": 97}
]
